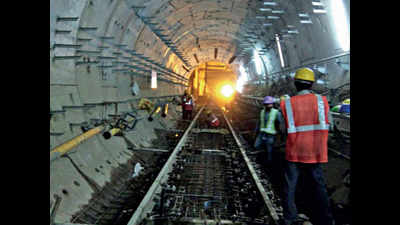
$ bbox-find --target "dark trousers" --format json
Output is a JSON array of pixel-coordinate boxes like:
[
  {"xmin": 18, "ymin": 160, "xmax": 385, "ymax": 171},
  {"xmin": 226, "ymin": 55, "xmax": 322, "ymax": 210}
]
[
  {"xmin": 182, "ymin": 110, "xmax": 192, "ymax": 120},
  {"xmin": 282, "ymin": 161, "xmax": 334, "ymax": 225},
  {"xmin": 254, "ymin": 132, "xmax": 275, "ymax": 164}
]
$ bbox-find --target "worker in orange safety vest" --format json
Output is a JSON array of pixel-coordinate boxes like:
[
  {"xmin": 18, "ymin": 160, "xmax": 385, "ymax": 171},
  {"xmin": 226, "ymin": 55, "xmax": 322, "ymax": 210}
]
[
  {"xmin": 280, "ymin": 68, "xmax": 335, "ymax": 225},
  {"xmin": 181, "ymin": 89, "xmax": 195, "ymax": 120}
]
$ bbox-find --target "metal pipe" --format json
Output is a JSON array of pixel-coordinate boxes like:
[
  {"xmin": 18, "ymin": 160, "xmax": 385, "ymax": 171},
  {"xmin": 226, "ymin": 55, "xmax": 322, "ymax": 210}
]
[
  {"xmin": 50, "ymin": 125, "xmax": 104, "ymax": 162},
  {"xmin": 50, "ymin": 194, "xmax": 62, "ymax": 225},
  {"xmin": 263, "ymin": 52, "xmax": 350, "ymax": 80},
  {"xmin": 148, "ymin": 106, "xmax": 162, "ymax": 121},
  {"xmin": 102, "ymin": 128, "xmax": 121, "ymax": 140},
  {"xmin": 161, "ymin": 103, "xmax": 169, "ymax": 118}
]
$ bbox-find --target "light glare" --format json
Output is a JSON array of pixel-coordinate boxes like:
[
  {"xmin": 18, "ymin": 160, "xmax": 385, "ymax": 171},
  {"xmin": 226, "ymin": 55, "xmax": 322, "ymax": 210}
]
[
  {"xmin": 221, "ymin": 84, "xmax": 235, "ymax": 98},
  {"xmin": 236, "ymin": 65, "xmax": 249, "ymax": 93},
  {"xmin": 331, "ymin": 0, "xmax": 350, "ymax": 51}
]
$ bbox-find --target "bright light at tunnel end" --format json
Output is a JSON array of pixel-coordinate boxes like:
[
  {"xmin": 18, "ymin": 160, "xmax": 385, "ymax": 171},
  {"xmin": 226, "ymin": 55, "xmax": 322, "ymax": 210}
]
[{"xmin": 221, "ymin": 84, "xmax": 235, "ymax": 98}]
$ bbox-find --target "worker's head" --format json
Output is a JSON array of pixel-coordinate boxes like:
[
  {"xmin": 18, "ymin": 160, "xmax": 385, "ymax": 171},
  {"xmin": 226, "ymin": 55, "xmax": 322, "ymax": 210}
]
[
  {"xmin": 263, "ymin": 96, "xmax": 274, "ymax": 109},
  {"xmin": 184, "ymin": 89, "xmax": 189, "ymax": 95},
  {"xmin": 342, "ymin": 98, "xmax": 350, "ymax": 105},
  {"xmin": 294, "ymin": 68, "xmax": 315, "ymax": 91}
]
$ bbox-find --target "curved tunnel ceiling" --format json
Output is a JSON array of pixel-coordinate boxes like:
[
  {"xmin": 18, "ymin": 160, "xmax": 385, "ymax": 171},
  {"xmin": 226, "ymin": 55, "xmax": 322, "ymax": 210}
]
[
  {"xmin": 124, "ymin": 0, "xmax": 343, "ymax": 77},
  {"xmin": 51, "ymin": 0, "xmax": 350, "ymax": 88},
  {"xmin": 128, "ymin": 0, "xmax": 266, "ymax": 70}
]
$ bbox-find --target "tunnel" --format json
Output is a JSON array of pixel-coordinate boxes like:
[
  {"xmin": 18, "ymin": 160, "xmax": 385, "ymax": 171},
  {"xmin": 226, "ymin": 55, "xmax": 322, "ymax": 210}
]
[{"xmin": 50, "ymin": 0, "xmax": 350, "ymax": 225}]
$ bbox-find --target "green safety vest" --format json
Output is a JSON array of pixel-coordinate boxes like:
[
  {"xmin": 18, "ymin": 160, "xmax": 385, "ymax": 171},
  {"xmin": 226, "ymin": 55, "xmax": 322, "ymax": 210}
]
[
  {"xmin": 331, "ymin": 105, "xmax": 341, "ymax": 112},
  {"xmin": 260, "ymin": 108, "xmax": 278, "ymax": 135}
]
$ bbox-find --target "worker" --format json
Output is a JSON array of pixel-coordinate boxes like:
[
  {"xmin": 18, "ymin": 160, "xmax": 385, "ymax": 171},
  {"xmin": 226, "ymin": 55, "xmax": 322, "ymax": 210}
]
[
  {"xmin": 339, "ymin": 98, "xmax": 350, "ymax": 114},
  {"xmin": 181, "ymin": 89, "xmax": 195, "ymax": 120},
  {"xmin": 206, "ymin": 109, "xmax": 220, "ymax": 128},
  {"xmin": 280, "ymin": 68, "xmax": 334, "ymax": 225},
  {"xmin": 253, "ymin": 96, "xmax": 284, "ymax": 166},
  {"xmin": 330, "ymin": 98, "xmax": 350, "ymax": 116}
]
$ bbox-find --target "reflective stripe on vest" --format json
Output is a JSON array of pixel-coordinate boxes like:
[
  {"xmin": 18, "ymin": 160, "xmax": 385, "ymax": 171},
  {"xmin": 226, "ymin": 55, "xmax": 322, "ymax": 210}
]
[
  {"xmin": 284, "ymin": 94, "xmax": 329, "ymax": 134},
  {"xmin": 260, "ymin": 108, "xmax": 278, "ymax": 135},
  {"xmin": 211, "ymin": 118, "xmax": 218, "ymax": 123},
  {"xmin": 184, "ymin": 98, "xmax": 192, "ymax": 105}
]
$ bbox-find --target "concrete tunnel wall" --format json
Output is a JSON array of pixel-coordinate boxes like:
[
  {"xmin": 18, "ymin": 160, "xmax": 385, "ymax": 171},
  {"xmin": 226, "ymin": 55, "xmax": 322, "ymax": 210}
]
[
  {"xmin": 50, "ymin": 0, "xmax": 350, "ymax": 223},
  {"xmin": 50, "ymin": 0, "xmax": 187, "ymax": 222}
]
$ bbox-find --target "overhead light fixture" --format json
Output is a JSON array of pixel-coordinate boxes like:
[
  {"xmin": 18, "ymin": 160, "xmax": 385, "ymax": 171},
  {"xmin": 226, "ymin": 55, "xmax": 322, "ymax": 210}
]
[
  {"xmin": 312, "ymin": 1, "xmax": 324, "ymax": 6},
  {"xmin": 268, "ymin": 16, "xmax": 280, "ymax": 19},
  {"xmin": 151, "ymin": 70, "xmax": 157, "ymax": 89},
  {"xmin": 253, "ymin": 49, "xmax": 263, "ymax": 75},
  {"xmin": 300, "ymin": 20, "xmax": 313, "ymax": 24},
  {"xmin": 288, "ymin": 30, "xmax": 299, "ymax": 34},
  {"xmin": 313, "ymin": 9, "xmax": 327, "ymax": 14},
  {"xmin": 264, "ymin": 2, "xmax": 277, "ymax": 6},
  {"xmin": 275, "ymin": 34, "xmax": 285, "ymax": 68},
  {"xmin": 272, "ymin": 10, "xmax": 284, "ymax": 14},
  {"xmin": 298, "ymin": 13, "xmax": 310, "ymax": 17}
]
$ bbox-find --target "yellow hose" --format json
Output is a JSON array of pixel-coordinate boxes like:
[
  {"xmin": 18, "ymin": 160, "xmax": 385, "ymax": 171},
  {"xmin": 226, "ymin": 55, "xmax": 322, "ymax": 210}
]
[{"xmin": 50, "ymin": 125, "xmax": 104, "ymax": 161}]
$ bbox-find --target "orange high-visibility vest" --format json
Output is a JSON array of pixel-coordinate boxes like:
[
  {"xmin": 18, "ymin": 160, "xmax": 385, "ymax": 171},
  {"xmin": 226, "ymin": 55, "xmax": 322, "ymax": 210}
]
[
  {"xmin": 280, "ymin": 93, "xmax": 330, "ymax": 163},
  {"xmin": 182, "ymin": 95, "xmax": 194, "ymax": 110}
]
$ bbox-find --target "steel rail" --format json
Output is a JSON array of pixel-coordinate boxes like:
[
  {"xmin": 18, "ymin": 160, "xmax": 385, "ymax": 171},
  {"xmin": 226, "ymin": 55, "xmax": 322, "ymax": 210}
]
[
  {"xmin": 222, "ymin": 112, "xmax": 280, "ymax": 225},
  {"xmin": 328, "ymin": 148, "xmax": 350, "ymax": 160},
  {"xmin": 127, "ymin": 106, "xmax": 205, "ymax": 225}
]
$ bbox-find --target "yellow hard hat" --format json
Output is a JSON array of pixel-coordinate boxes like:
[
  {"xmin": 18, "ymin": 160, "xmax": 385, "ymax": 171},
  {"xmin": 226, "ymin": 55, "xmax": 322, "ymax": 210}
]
[
  {"xmin": 342, "ymin": 98, "xmax": 350, "ymax": 104},
  {"xmin": 294, "ymin": 68, "xmax": 315, "ymax": 82}
]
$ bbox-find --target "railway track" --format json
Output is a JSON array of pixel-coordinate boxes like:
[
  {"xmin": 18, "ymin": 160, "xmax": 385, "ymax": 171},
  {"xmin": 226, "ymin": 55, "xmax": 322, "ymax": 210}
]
[{"xmin": 126, "ymin": 106, "xmax": 284, "ymax": 225}]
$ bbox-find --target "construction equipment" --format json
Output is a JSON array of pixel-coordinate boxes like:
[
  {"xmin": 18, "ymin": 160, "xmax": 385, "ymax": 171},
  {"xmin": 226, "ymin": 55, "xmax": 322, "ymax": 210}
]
[{"xmin": 103, "ymin": 113, "xmax": 140, "ymax": 139}]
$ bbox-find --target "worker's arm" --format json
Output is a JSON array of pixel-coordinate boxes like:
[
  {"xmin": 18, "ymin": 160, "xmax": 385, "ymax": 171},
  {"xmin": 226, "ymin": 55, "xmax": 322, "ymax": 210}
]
[
  {"xmin": 277, "ymin": 110, "xmax": 287, "ymax": 142},
  {"xmin": 276, "ymin": 111, "xmax": 286, "ymax": 133}
]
